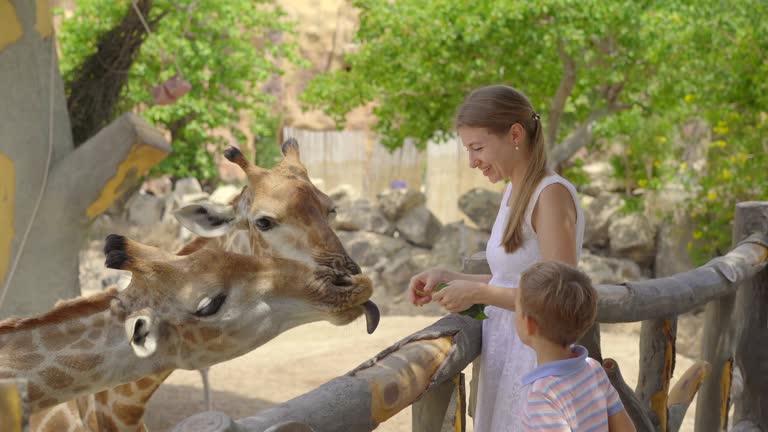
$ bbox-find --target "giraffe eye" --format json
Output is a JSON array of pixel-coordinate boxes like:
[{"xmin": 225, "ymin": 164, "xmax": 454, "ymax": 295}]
[
  {"xmin": 254, "ymin": 217, "xmax": 276, "ymax": 231},
  {"xmin": 195, "ymin": 294, "xmax": 227, "ymax": 317},
  {"xmin": 328, "ymin": 207, "xmax": 337, "ymax": 220}
]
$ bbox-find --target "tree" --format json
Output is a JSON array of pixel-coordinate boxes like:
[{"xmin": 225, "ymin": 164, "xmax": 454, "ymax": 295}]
[
  {"xmin": 301, "ymin": 0, "xmax": 767, "ymax": 264},
  {"xmin": 58, "ymin": 0, "xmax": 302, "ymax": 180}
]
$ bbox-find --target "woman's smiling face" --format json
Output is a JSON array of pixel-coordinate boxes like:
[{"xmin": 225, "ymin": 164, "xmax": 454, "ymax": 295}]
[{"xmin": 459, "ymin": 126, "xmax": 517, "ymax": 184}]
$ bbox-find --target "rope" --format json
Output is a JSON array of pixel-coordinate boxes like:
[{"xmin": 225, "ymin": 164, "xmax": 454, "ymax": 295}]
[
  {"xmin": 130, "ymin": 0, "xmax": 183, "ymax": 77},
  {"xmin": 0, "ymin": 34, "xmax": 57, "ymax": 309}
]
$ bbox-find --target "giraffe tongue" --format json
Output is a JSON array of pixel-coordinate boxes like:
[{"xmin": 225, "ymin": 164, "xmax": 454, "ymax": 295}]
[{"xmin": 363, "ymin": 300, "xmax": 380, "ymax": 334}]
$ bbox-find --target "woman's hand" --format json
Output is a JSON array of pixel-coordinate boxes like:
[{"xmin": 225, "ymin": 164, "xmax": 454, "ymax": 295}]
[
  {"xmin": 431, "ymin": 280, "xmax": 483, "ymax": 313},
  {"xmin": 407, "ymin": 268, "xmax": 448, "ymax": 306}
]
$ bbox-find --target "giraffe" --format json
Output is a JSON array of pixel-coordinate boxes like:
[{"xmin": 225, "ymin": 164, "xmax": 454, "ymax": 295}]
[
  {"xmin": 4, "ymin": 233, "xmax": 375, "ymax": 430},
  {"xmin": 29, "ymin": 138, "xmax": 378, "ymax": 431}
]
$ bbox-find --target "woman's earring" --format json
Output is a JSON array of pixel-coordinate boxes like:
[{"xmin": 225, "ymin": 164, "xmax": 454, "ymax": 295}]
[{"xmin": 515, "ymin": 142, "xmax": 520, "ymax": 151}]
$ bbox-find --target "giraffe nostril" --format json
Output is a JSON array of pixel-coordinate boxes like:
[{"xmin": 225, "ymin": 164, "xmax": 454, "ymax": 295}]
[{"xmin": 347, "ymin": 259, "xmax": 361, "ymax": 275}]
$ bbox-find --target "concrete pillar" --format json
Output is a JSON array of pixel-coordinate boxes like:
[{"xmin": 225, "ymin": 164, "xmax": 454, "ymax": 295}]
[{"xmin": 0, "ymin": 1, "xmax": 170, "ymax": 318}]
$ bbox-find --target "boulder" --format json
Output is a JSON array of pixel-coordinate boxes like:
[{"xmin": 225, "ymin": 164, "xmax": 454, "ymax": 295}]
[
  {"xmin": 174, "ymin": 177, "xmax": 203, "ymax": 196},
  {"xmin": 378, "ymin": 247, "xmax": 432, "ymax": 296},
  {"xmin": 209, "ymin": 184, "xmax": 242, "ymax": 205},
  {"xmin": 580, "ymin": 161, "xmax": 624, "ymax": 195},
  {"xmin": 377, "ymin": 188, "xmax": 426, "ymax": 222},
  {"xmin": 608, "ymin": 213, "xmax": 657, "ymax": 266},
  {"xmin": 428, "ymin": 222, "xmax": 490, "ymax": 271},
  {"xmin": 337, "ymin": 231, "xmax": 409, "ymax": 268},
  {"xmin": 458, "ymin": 188, "xmax": 502, "ymax": 233},
  {"xmin": 396, "ymin": 206, "xmax": 443, "ymax": 248},
  {"xmin": 333, "ymin": 199, "xmax": 395, "ymax": 235},
  {"xmin": 582, "ymin": 192, "xmax": 624, "ymax": 249},
  {"xmin": 327, "ymin": 183, "xmax": 360, "ymax": 204},
  {"xmin": 126, "ymin": 191, "xmax": 165, "ymax": 226},
  {"xmin": 579, "ymin": 249, "xmax": 644, "ymax": 285}
]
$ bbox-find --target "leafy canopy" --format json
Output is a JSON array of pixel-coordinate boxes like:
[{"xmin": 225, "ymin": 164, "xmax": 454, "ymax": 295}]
[{"xmin": 58, "ymin": 0, "xmax": 302, "ymax": 180}]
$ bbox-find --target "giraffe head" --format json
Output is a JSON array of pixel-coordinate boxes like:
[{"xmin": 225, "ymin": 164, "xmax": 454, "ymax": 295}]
[
  {"xmin": 103, "ymin": 234, "xmax": 375, "ymax": 367},
  {"xmin": 175, "ymin": 139, "xmax": 363, "ymax": 276}
]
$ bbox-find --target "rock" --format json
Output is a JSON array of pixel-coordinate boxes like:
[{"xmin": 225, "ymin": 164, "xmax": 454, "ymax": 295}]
[
  {"xmin": 654, "ymin": 219, "xmax": 694, "ymax": 277},
  {"xmin": 379, "ymin": 247, "xmax": 432, "ymax": 296},
  {"xmin": 458, "ymin": 188, "xmax": 502, "ymax": 233},
  {"xmin": 608, "ymin": 213, "xmax": 657, "ymax": 265},
  {"xmin": 580, "ymin": 161, "xmax": 624, "ymax": 195},
  {"xmin": 582, "ymin": 192, "xmax": 624, "ymax": 249},
  {"xmin": 579, "ymin": 249, "xmax": 644, "ymax": 285},
  {"xmin": 396, "ymin": 206, "xmax": 443, "ymax": 249},
  {"xmin": 142, "ymin": 175, "xmax": 173, "ymax": 197},
  {"xmin": 174, "ymin": 177, "xmax": 203, "ymax": 196},
  {"xmin": 333, "ymin": 199, "xmax": 395, "ymax": 235},
  {"xmin": 429, "ymin": 222, "xmax": 490, "ymax": 271},
  {"xmin": 126, "ymin": 191, "xmax": 166, "ymax": 226},
  {"xmin": 337, "ymin": 231, "xmax": 409, "ymax": 267},
  {"xmin": 209, "ymin": 184, "xmax": 242, "ymax": 205},
  {"xmin": 328, "ymin": 184, "xmax": 359, "ymax": 203},
  {"xmin": 377, "ymin": 188, "xmax": 426, "ymax": 222}
]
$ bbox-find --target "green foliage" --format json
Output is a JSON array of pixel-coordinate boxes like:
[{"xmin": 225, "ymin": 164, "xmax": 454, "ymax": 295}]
[
  {"xmin": 560, "ymin": 158, "xmax": 589, "ymax": 189},
  {"xmin": 57, "ymin": 0, "xmax": 302, "ymax": 180},
  {"xmin": 302, "ymin": 0, "xmax": 766, "ymax": 265}
]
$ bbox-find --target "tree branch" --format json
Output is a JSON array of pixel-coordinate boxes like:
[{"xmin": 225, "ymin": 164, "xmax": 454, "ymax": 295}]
[
  {"xmin": 547, "ymin": 103, "xmax": 631, "ymax": 170},
  {"xmin": 546, "ymin": 40, "xmax": 577, "ymax": 152}
]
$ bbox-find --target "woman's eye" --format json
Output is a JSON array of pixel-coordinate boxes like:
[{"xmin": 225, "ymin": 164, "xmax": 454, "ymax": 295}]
[
  {"xmin": 194, "ymin": 294, "xmax": 227, "ymax": 317},
  {"xmin": 254, "ymin": 217, "xmax": 276, "ymax": 231}
]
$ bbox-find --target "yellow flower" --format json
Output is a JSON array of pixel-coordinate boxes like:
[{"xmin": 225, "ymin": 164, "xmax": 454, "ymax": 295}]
[
  {"xmin": 721, "ymin": 169, "xmax": 732, "ymax": 180},
  {"xmin": 713, "ymin": 140, "xmax": 727, "ymax": 148},
  {"xmin": 736, "ymin": 152, "xmax": 748, "ymax": 163},
  {"xmin": 707, "ymin": 190, "xmax": 718, "ymax": 201},
  {"xmin": 653, "ymin": 160, "xmax": 662, "ymax": 168},
  {"xmin": 679, "ymin": 161, "xmax": 688, "ymax": 171},
  {"xmin": 693, "ymin": 231, "xmax": 703, "ymax": 239},
  {"xmin": 638, "ymin": 179, "xmax": 648, "ymax": 187},
  {"xmin": 713, "ymin": 121, "xmax": 729, "ymax": 135},
  {"xmin": 684, "ymin": 94, "xmax": 696, "ymax": 104},
  {"xmin": 655, "ymin": 136, "xmax": 668, "ymax": 143}
]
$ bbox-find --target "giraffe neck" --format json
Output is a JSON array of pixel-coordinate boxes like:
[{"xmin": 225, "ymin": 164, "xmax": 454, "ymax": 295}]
[{"xmin": 0, "ymin": 295, "xmax": 175, "ymax": 412}]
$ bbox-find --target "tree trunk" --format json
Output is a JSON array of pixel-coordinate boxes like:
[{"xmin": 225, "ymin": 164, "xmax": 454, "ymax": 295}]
[
  {"xmin": 66, "ymin": 0, "xmax": 157, "ymax": 146},
  {"xmin": 697, "ymin": 202, "xmax": 768, "ymax": 432}
]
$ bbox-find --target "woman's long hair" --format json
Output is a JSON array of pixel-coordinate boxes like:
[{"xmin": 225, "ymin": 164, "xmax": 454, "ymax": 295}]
[{"xmin": 455, "ymin": 85, "xmax": 547, "ymax": 253}]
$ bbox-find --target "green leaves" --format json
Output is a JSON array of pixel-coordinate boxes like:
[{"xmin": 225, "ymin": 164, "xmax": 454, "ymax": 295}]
[{"xmin": 58, "ymin": 0, "xmax": 300, "ymax": 180}]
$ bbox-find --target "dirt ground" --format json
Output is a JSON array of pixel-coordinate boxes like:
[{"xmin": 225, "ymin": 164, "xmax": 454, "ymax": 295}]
[{"xmin": 144, "ymin": 316, "xmax": 698, "ymax": 432}]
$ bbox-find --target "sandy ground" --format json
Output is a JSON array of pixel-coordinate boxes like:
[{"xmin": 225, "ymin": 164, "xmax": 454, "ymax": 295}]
[{"xmin": 144, "ymin": 316, "xmax": 698, "ymax": 432}]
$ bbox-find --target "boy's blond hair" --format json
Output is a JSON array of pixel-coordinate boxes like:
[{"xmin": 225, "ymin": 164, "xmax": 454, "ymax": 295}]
[{"xmin": 519, "ymin": 261, "xmax": 597, "ymax": 346}]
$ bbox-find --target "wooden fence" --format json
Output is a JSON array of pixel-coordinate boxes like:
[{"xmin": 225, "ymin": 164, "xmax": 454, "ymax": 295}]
[
  {"xmin": 170, "ymin": 201, "xmax": 767, "ymax": 432},
  {"xmin": 282, "ymin": 128, "xmax": 504, "ymax": 225}
]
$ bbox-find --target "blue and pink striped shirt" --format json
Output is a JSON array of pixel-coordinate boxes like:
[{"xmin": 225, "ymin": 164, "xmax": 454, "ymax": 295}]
[{"xmin": 521, "ymin": 345, "xmax": 624, "ymax": 432}]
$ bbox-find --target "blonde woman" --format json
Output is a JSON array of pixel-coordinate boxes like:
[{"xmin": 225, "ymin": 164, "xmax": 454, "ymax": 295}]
[{"xmin": 407, "ymin": 85, "xmax": 585, "ymax": 431}]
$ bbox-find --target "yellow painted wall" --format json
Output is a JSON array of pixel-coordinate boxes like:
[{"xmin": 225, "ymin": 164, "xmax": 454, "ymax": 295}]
[
  {"xmin": 35, "ymin": 0, "xmax": 53, "ymax": 38},
  {"xmin": 0, "ymin": 0, "xmax": 23, "ymax": 51},
  {"xmin": 0, "ymin": 153, "xmax": 15, "ymax": 287},
  {"xmin": 86, "ymin": 143, "xmax": 169, "ymax": 218}
]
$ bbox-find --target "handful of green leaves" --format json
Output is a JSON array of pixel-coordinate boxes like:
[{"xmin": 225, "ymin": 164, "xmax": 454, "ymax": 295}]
[{"xmin": 434, "ymin": 282, "xmax": 489, "ymax": 320}]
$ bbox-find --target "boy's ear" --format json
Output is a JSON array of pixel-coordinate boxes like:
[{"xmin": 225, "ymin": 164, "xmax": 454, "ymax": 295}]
[{"xmin": 525, "ymin": 315, "xmax": 538, "ymax": 337}]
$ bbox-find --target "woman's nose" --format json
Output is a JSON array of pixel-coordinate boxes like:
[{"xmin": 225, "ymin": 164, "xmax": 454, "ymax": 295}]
[{"xmin": 468, "ymin": 155, "xmax": 479, "ymax": 169}]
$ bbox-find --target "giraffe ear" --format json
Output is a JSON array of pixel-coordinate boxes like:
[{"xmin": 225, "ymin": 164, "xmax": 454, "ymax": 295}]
[
  {"xmin": 124, "ymin": 311, "xmax": 159, "ymax": 358},
  {"xmin": 174, "ymin": 203, "xmax": 236, "ymax": 238},
  {"xmin": 281, "ymin": 137, "xmax": 301, "ymax": 162}
]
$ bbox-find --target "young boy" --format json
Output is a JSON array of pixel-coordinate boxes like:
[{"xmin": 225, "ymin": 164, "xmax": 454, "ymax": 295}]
[{"xmin": 515, "ymin": 261, "xmax": 636, "ymax": 432}]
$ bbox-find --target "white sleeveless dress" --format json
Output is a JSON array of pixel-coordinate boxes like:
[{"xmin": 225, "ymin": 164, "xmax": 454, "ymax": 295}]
[{"xmin": 473, "ymin": 174, "xmax": 585, "ymax": 432}]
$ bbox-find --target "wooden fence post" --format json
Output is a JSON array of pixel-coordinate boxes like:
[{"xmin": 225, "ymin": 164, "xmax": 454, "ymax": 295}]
[
  {"xmin": 636, "ymin": 318, "xmax": 677, "ymax": 431},
  {"xmin": 730, "ymin": 202, "xmax": 768, "ymax": 431},
  {"xmin": 695, "ymin": 202, "xmax": 766, "ymax": 432}
]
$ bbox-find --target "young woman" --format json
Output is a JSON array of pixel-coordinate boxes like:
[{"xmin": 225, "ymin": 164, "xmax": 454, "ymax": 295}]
[{"xmin": 407, "ymin": 84, "xmax": 585, "ymax": 431}]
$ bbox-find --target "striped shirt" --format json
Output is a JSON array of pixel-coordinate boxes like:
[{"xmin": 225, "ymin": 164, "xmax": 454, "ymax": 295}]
[{"xmin": 521, "ymin": 345, "xmax": 624, "ymax": 432}]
